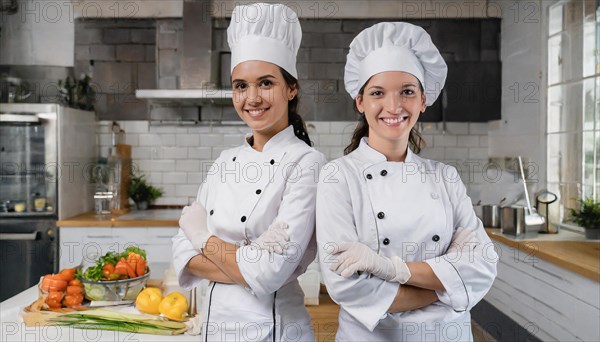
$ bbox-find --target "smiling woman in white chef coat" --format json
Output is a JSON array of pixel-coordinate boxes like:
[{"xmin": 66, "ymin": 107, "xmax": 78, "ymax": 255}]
[
  {"xmin": 316, "ymin": 22, "xmax": 498, "ymax": 341},
  {"xmin": 171, "ymin": 3, "xmax": 326, "ymax": 341}
]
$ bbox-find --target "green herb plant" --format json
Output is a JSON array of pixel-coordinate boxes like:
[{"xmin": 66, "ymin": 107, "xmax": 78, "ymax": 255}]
[
  {"xmin": 570, "ymin": 197, "xmax": 600, "ymax": 230},
  {"xmin": 129, "ymin": 174, "xmax": 163, "ymax": 205}
]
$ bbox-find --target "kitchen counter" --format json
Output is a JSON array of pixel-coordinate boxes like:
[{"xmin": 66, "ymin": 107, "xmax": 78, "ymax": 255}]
[
  {"xmin": 485, "ymin": 228, "xmax": 600, "ymax": 282},
  {"xmin": 56, "ymin": 211, "xmax": 599, "ymax": 281},
  {"xmin": 56, "ymin": 209, "xmax": 181, "ymax": 228}
]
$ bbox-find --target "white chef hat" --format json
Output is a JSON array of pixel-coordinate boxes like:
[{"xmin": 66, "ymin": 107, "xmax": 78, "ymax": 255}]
[
  {"xmin": 344, "ymin": 22, "xmax": 447, "ymax": 106},
  {"xmin": 227, "ymin": 3, "xmax": 301, "ymax": 78}
]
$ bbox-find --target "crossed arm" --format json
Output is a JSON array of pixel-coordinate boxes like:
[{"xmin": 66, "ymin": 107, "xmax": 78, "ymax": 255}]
[{"xmin": 185, "ymin": 236, "xmax": 248, "ymax": 286}]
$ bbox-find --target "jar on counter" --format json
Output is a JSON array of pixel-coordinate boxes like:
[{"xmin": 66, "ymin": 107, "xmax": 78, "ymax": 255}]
[
  {"xmin": 14, "ymin": 201, "xmax": 26, "ymax": 213},
  {"xmin": 32, "ymin": 193, "xmax": 46, "ymax": 212},
  {"xmin": 94, "ymin": 191, "xmax": 113, "ymax": 215}
]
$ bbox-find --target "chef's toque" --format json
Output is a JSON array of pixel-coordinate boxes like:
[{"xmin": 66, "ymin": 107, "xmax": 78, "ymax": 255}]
[
  {"xmin": 227, "ymin": 3, "xmax": 302, "ymax": 78},
  {"xmin": 344, "ymin": 22, "xmax": 447, "ymax": 106}
]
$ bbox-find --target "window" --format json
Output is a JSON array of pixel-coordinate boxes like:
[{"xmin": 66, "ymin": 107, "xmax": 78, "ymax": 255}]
[{"xmin": 546, "ymin": 0, "xmax": 599, "ymax": 224}]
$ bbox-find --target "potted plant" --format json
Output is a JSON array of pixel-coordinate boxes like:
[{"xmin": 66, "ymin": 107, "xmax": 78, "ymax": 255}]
[
  {"xmin": 570, "ymin": 197, "xmax": 600, "ymax": 239},
  {"xmin": 129, "ymin": 174, "xmax": 163, "ymax": 210}
]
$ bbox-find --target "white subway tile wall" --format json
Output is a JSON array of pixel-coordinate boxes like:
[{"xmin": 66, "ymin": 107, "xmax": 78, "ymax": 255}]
[{"xmin": 98, "ymin": 121, "xmax": 489, "ymax": 205}]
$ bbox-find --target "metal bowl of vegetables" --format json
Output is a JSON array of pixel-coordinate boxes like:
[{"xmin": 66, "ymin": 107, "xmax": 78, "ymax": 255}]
[
  {"xmin": 79, "ymin": 247, "xmax": 150, "ymax": 301},
  {"xmin": 81, "ymin": 271, "xmax": 150, "ymax": 301}
]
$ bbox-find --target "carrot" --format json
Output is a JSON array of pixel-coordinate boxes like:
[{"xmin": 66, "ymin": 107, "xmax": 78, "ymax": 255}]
[
  {"xmin": 127, "ymin": 253, "xmax": 137, "ymax": 266},
  {"xmin": 114, "ymin": 258, "xmax": 129, "ymax": 276},
  {"xmin": 41, "ymin": 276, "xmax": 67, "ymax": 292},
  {"xmin": 52, "ymin": 273, "xmax": 71, "ymax": 282},
  {"xmin": 125, "ymin": 260, "xmax": 137, "ymax": 278},
  {"xmin": 136, "ymin": 258, "xmax": 147, "ymax": 277}
]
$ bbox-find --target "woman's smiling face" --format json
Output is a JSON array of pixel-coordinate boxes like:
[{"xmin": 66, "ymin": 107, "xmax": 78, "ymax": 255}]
[
  {"xmin": 356, "ymin": 71, "xmax": 426, "ymax": 145},
  {"xmin": 231, "ymin": 61, "xmax": 297, "ymax": 139}
]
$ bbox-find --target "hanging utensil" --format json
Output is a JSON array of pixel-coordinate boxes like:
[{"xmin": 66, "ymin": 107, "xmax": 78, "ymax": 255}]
[{"xmin": 518, "ymin": 156, "xmax": 545, "ymax": 226}]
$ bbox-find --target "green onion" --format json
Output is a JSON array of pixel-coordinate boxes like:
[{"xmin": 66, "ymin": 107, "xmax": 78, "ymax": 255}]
[{"xmin": 49, "ymin": 309, "xmax": 187, "ymax": 335}]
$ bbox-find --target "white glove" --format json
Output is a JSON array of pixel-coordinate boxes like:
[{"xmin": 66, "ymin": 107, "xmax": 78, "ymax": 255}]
[
  {"xmin": 179, "ymin": 201, "xmax": 212, "ymax": 252},
  {"xmin": 251, "ymin": 221, "xmax": 290, "ymax": 254},
  {"xmin": 329, "ymin": 242, "xmax": 411, "ymax": 283}
]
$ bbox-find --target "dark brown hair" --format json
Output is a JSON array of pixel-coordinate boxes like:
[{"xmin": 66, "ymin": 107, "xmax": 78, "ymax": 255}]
[
  {"xmin": 343, "ymin": 81, "xmax": 426, "ymax": 155},
  {"xmin": 280, "ymin": 67, "xmax": 312, "ymax": 146}
]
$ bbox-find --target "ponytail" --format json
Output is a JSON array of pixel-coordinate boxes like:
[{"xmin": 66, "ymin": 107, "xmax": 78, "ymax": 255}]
[{"xmin": 280, "ymin": 67, "xmax": 312, "ymax": 146}]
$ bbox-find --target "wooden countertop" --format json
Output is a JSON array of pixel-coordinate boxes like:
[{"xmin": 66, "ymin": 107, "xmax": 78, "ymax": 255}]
[
  {"xmin": 56, "ymin": 210, "xmax": 180, "ymax": 228},
  {"xmin": 57, "ymin": 211, "xmax": 599, "ymax": 282},
  {"xmin": 485, "ymin": 228, "xmax": 600, "ymax": 282}
]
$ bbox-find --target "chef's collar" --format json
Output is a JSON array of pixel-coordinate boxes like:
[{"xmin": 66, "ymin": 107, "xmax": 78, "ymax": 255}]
[
  {"xmin": 244, "ymin": 125, "xmax": 296, "ymax": 152},
  {"xmin": 354, "ymin": 137, "xmax": 416, "ymax": 164}
]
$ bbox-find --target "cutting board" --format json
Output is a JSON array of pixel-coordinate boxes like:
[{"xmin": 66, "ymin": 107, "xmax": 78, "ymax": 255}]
[{"xmin": 112, "ymin": 144, "xmax": 132, "ymax": 215}]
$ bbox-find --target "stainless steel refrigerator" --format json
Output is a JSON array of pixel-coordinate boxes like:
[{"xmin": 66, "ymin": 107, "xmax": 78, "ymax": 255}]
[{"xmin": 0, "ymin": 103, "xmax": 96, "ymax": 301}]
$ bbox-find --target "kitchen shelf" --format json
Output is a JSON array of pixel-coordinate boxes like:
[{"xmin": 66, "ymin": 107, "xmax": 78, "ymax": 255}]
[{"xmin": 136, "ymin": 89, "xmax": 233, "ymax": 106}]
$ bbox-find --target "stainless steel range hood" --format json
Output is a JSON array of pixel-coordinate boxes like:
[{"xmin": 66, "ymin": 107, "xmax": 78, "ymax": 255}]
[
  {"xmin": 136, "ymin": 0, "xmax": 233, "ymax": 123},
  {"xmin": 136, "ymin": 89, "xmax": 233, "ymax": 107}
]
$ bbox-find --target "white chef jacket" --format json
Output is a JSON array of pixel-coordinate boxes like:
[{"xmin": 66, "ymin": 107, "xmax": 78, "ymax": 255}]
[
  {"xmin": 316, "ymin": 138, "xmax": 497, "ymax": 341},
  {"xmin": 172, "ymin": 125, "xmax": 326, "ymax": 341}
]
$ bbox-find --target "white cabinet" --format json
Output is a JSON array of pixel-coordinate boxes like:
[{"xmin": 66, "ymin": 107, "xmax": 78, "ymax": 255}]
[
  {"xmin": 59, "ymin": 227, "xmax": 178, "ymax": 269},
  {"xmin": 485, "ymin": 240, "xmax": 600, "ymax": 342}
]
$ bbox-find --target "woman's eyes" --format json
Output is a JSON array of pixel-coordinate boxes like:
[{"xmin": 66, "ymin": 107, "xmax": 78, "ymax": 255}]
[
  {"xmin": 233, "ymin": 80, "xmax": 273, "ymax": 90},
  {"xmin": 233, "ymin": 82, "xmax": 247, "ymax": 90},
  {"xmin": 259, "ymin": 80, "xmax": 273, "ymax": 87},
  {"xmin": 370, "ymin": 89, "xmax": 416, "ymax": 96}
]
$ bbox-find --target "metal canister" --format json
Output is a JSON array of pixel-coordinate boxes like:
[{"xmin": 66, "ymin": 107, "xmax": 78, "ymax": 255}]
[
  {"xmin": 482, "ymin": 205, "xmax": 501, "ymax": 228},
  {"xmin": 501, "ymin": 206, "xmax": 538, "ymax": 237}
]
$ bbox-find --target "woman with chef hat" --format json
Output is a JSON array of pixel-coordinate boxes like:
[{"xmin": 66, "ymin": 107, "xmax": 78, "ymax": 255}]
[
  {"xmin": 316, "ymin": 22, "xmax": 497, "ymax": 341},
  {"xmin": 171, "ymin": 3, "xmax": 325, "ymax": 341}
]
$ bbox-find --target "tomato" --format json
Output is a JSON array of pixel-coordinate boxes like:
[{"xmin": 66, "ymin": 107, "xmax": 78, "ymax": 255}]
[
  {"xmin": 45, "ymin": 298, "xmax": 62, "ymax": 309},
  {"xmin": 47, "ymin": 291, "xmax": 63, "ymax": 302},
  {"xmin": 68, "ymin": 279, "xmax": 82, "ymax": 287},
  {"xmin": 46, "ymin": 291, "xmax": 64, "ymax": 309},
  {"xmin": 66, "ymin": 285, "xmax": 83, "ymax": 296},
  {"xmin": 63, "ymin": 294, "xmax": 84, "ymax": 308},
  {"xmin": 59, "ymin": 268, "xmax": 76, "ymax": 281},
  {"xmin": 102, "ymin": 269, "xmax": 111, "ymax": 279},
  {"xmin": 102, "ymin": 263, "xmax": 115, "ymax": 274}
]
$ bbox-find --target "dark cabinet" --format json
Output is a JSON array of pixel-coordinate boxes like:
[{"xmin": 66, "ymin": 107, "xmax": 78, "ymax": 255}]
[
  {"xmin": 444, "ymin": 61, "xmax": 501, "ymax": 122},
  {"xmin": 420, "ymin": 19, "xmax": 501, "ymax": 123},
  {"xmin": 421, "ymin": 61, "xmax": 501, "ymax": 123}
]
